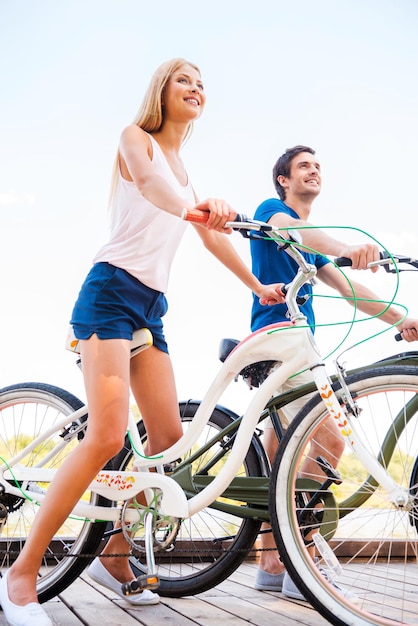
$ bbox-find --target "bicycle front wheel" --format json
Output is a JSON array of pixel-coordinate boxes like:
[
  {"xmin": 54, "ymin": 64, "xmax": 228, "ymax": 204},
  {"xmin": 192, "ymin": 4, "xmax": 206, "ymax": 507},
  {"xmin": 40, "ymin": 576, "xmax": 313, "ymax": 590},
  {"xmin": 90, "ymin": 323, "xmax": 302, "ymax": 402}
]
[
  {"xmin": 270, "ymin": 365, "xmax": 418, "ymax": 626},
  {"xmin": 0, "ymin": 382, "xmax": 109, "ymax": 602},
  {"xmin": 122, "ymin": 401, "xmax": 265, "ymax": 597}
]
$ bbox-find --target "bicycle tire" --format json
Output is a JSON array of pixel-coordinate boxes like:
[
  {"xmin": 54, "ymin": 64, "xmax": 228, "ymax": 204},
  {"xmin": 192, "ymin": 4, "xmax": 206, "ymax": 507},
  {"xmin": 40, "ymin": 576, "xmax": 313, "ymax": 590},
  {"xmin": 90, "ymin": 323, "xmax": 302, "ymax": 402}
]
[
  {"xmin": 0, "ymin": 382, "xmax": 110, "ymax": 603},
  {"xmin": 269, "ymin": 365, "xmax": 418, "ymax": 626},
  {"xmin": 115, "ymin": 401, "xmax": 265, "ymax": 597}
]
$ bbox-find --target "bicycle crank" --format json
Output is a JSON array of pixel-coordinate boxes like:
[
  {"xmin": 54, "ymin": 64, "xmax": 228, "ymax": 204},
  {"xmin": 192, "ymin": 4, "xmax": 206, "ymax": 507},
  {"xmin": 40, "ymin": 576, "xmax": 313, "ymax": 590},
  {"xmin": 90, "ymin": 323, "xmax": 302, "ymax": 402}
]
[
  {"xmin": 120, "ymin": 494, "xmax": 181, "ymax": 554},
  {"xmin": 122, "ymin": 512, "xmax": 160, "ymax": 595}
]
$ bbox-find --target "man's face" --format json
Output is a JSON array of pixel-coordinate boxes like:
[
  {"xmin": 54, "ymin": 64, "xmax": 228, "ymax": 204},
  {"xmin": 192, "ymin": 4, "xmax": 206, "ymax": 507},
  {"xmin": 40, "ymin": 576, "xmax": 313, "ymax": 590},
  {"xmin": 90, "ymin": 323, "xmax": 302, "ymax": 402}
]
[{"xmin": 280, "ymin": 152, "xmax": 322, "ymax": 200}]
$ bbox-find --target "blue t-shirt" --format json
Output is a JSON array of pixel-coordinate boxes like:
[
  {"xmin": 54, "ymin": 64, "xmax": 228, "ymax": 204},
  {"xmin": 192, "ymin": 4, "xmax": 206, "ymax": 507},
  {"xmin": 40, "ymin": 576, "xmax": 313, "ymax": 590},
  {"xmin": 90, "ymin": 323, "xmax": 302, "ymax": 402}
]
[{"xmin": 250, "ymin": 198, "xmax": 329, "ymax": 332}]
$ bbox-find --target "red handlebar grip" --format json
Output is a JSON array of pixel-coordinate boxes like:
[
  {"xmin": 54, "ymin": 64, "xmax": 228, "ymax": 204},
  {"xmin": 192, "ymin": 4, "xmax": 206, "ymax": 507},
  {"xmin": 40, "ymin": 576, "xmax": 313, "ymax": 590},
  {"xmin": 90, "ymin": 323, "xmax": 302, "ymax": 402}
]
[{"xmin": 182, "ymin": 208, "xmax": 210, "ymax": 224}]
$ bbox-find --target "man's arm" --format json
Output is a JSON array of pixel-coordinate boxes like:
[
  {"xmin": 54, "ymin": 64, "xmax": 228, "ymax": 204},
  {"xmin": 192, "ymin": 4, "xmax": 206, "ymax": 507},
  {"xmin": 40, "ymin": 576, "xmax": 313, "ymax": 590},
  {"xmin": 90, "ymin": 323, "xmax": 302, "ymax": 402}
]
[
  {"xmin": 269, "ymin": 213, "xmax": 379, "ymax": 271},
  {"xmin": 317, "ymin": 264, "xmax": 418, "ymax": 341}
]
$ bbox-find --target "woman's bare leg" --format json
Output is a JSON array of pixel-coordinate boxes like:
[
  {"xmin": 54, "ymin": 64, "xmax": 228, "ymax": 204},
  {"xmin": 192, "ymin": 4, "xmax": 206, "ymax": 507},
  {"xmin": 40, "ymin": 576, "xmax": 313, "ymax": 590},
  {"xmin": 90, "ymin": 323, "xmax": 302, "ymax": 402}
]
[
  {"xmin": 6, "ymin": 336, "xmax": 131, "ymax": 606},
  {"xmin": 98, "ymin": 346, "xmax": 183, "ymax": 580}
]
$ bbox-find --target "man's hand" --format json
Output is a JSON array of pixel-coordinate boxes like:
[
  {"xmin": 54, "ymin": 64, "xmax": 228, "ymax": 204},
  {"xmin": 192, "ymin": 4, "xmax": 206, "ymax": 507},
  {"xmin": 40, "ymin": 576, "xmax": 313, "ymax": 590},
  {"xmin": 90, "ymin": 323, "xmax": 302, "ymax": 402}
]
[
  {"xmin": 259, "ymin": 284, "xmax": 286, "ymax": 306},
  {"xmin": 339, "ymin": 243, "xmax": 380, "ymax": 272},
  {"xmin": 396, "ymin": 318, "xmax": 418, "ymax": 342}
]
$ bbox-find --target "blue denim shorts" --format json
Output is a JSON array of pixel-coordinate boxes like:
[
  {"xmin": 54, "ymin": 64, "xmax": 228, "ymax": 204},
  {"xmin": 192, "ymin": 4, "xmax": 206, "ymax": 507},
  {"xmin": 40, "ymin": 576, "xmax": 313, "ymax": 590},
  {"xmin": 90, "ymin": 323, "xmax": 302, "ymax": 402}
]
[{"xmin": 70, "ymin": 262, "xmax": 169, "ymax": 353}]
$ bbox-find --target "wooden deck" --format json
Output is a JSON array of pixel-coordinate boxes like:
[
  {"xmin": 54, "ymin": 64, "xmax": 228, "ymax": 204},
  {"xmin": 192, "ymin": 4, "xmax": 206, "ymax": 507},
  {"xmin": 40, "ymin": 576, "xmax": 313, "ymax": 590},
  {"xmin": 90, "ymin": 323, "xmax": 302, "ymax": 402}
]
[{"xmin": 0, "ymin": 561, "xmax": 329, "ymax": 625}]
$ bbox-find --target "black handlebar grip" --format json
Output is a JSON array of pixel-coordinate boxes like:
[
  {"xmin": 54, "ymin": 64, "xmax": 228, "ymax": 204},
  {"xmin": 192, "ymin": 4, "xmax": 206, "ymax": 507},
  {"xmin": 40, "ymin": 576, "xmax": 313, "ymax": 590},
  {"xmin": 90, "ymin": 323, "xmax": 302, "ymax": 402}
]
[
  {"xmin": 335, "ymin": 251, "xmax": 388, "ymax": 267},
  {"xmin": 281, "ymin": 284, "xmax": 309, "ymax": 306},
  {"xmin": 335, "ymin": 257, "xmax": 353, "ymax": 267},
  {"xmin": 234, "ymin": 213, "xmax": 250, "ymax": 222}
]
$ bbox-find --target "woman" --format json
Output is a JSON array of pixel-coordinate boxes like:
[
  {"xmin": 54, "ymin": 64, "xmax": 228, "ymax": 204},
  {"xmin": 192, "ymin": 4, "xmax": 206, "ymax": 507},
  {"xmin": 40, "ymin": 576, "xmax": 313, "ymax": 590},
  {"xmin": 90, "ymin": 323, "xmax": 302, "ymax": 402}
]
[{"xmin": 0, "ymin": 58, "xmax": 284, "ymax": 626}]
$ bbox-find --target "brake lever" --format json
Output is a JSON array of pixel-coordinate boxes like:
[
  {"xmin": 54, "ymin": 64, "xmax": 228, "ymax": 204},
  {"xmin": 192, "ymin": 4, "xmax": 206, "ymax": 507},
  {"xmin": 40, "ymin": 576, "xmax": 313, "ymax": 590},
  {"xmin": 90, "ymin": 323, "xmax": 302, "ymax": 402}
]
[{"xmin": 226, "ymin": 217, "xmax": 274, "ymax": 240}]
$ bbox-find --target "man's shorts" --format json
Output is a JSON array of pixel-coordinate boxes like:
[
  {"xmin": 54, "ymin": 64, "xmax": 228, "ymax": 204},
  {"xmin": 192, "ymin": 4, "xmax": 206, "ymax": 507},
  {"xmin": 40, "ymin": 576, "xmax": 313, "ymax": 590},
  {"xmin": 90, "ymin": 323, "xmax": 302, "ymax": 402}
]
[
  {"xmin": 70, "ymin": 262, "xmax": 169, "ymax": 353},
  {"xmin": 264, "ymin": 368, "xmax": 315, "ymax": 428}
]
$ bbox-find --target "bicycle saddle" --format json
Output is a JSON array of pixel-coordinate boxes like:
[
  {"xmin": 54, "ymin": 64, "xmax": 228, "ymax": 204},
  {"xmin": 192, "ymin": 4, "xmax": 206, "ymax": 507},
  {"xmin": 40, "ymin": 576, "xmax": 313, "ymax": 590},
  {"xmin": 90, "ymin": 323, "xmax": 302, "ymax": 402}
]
[
  {"xmin": 218, "ymin": 337, "xmax": 278, "ymax": 389},
  {"xmin": 65, "ymin": 326, "xmax": 153, "ymax": 357}
]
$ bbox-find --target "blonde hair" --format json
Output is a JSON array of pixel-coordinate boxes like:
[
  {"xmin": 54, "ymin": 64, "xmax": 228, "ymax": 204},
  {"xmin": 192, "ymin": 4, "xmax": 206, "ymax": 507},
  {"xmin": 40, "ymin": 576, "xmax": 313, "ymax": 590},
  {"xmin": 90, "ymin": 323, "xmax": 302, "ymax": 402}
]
[{"xmin": 109, "ymin": 58, "xmax": 201, "ymax": 206}]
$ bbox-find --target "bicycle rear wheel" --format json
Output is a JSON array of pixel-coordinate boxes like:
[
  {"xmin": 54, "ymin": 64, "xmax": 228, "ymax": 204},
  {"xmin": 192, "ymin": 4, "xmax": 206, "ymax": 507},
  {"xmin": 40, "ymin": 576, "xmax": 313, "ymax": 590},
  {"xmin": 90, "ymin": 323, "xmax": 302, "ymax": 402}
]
[
  {"xmin": 0, "ymin": 382, "xmax": 109, "ymax": 602},
  {"xmin": 116, "ymin": 401, "xmax": 265, "ymax": 597},
  {"xmin": 270, "ymin": 365, "xmax": 418, "ymax": 626}
]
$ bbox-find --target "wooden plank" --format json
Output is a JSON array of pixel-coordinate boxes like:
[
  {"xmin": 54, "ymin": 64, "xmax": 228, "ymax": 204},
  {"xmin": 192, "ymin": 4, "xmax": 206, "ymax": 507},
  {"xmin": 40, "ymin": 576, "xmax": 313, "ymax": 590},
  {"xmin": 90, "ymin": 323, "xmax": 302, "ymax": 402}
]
[
  {"xmin": 5, "ymin": 560, "xmax": 411, "ymax": 625},
  {"xmin": 44, "ymin": 600, "xmax": 85, "ymax": 626},
  {"xmin": 203, "ymin": 594, "xmax": 329, "ymax": 626},
  {"xmin": 162, "ymin": 596, "xmax": 253, "ymax": 625},
  {"xmin": 79, "ymin": 573, "xmax": 202, "ymax": 626},
  {"xmin": 58, "ymin": 577, "xmax": 143, "ymax": 625},
  {"xmin": 127, "ymin": 601, "xmax": 200, "ymax": 626},
  {"xmin": 331, "ymin": 538, "xmax": 418, "ymax": 558},
  {"xmin": 211, "ymin": 570, "xmax": 330, "ymax": 626}
]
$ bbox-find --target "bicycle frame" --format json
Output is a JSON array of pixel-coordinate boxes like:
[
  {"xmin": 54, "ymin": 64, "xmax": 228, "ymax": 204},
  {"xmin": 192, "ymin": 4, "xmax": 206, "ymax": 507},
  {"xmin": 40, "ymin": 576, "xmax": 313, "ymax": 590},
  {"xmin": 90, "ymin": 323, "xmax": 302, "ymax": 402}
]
[
  {"xmin": 2, "ymin": 216, "xmax": 415, "ymax": 533},
  {"xmin": 199, "ymin": 348, "xmax": 418, "ymax": 520},
  {"xmin": 0, "ymin": 321, "xmax": 317, "ymax": 522},
  {"xmin": 0, "ymin": 404, "xmax": 187, "ymax": 522},
  {"xmin": 0, "ymin": 317, "xmax": 409, "ymax": 526},
  {"xmin": 5, "ymin": 211, "xmax": 418, "ymax": 621}
]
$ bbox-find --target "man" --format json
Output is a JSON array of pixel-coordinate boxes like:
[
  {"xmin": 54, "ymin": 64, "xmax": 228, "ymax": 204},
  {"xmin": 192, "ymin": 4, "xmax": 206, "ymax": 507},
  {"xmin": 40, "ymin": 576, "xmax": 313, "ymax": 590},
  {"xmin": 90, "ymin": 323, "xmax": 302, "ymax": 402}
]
[{"xmin": 251, "ymin": 145, "xmax": 418, "ymax": 600}]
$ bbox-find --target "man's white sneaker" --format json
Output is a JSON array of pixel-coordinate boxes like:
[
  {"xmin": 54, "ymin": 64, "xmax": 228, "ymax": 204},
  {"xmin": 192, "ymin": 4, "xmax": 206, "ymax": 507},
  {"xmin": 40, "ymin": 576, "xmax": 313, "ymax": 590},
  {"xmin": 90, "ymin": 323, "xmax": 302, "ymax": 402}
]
[
  {"xmin": 254, "ymin": 568, "xmax": 285, "ymax": 591},
  {"xmin": 282, "ymin": 568, "xmax": 357, "ymax": 602}
]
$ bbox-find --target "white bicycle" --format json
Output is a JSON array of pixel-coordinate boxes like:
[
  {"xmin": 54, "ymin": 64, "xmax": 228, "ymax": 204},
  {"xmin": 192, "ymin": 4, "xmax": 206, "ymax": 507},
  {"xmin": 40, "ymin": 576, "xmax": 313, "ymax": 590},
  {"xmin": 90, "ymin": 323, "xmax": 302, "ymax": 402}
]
[{"xmin": 1, "ymin": 212, "xmax": 418, "ymax": 626}]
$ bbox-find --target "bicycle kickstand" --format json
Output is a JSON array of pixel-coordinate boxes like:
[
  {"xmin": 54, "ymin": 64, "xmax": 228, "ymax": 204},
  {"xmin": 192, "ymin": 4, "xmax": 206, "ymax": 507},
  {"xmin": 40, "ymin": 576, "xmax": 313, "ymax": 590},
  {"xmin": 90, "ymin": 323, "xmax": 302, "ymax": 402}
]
[{"xmin": 121, "ymin": 512, "xmax": 160, "ymax": 596}]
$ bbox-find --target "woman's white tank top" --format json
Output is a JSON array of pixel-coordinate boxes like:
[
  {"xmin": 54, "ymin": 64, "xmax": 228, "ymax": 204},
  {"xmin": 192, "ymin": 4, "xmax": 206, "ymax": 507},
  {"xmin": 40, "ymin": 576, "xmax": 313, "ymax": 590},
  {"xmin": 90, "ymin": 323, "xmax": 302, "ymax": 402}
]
[{"xmin": 93, "ymin": 134, "xmax": 194, "ymax": 293}]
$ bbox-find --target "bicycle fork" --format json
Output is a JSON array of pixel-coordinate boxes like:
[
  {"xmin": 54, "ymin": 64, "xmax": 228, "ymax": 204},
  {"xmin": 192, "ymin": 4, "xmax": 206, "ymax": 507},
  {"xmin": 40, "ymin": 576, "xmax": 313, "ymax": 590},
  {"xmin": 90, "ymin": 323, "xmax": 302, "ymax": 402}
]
[{"xmin": 312, "ymin": 363, "xmax": 411, "ymax": 508}]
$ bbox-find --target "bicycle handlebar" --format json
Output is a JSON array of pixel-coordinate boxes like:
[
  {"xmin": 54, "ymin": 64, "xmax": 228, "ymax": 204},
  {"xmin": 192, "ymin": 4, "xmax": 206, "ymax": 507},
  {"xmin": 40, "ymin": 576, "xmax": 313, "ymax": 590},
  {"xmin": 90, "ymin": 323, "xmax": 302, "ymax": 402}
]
[
  {"xmin": 182, "ymin": 208, "xmax": 212, "ymax": 224},
  {"xmin": 183, "ymin": 208, "xmax": 253, "ymax": 228},
  {"xmin": 335, "ymin": 251, "xmax": 418, "ymax": 273},
  {"xmin": 183, "ymin": 210, "xmax": 415, "ymax": 342}
]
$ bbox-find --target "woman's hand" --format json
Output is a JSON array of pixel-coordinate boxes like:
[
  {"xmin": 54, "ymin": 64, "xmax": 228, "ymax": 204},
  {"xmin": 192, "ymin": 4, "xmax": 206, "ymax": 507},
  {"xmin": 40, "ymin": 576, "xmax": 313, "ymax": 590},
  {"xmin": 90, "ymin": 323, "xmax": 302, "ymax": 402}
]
[
  {"xmin": 259, "ymin": 284, "xmax": 286, "ymax": 306},
  {"xmin": 193, "ymin": 199, "xmax": 236, "ymax": 233}
]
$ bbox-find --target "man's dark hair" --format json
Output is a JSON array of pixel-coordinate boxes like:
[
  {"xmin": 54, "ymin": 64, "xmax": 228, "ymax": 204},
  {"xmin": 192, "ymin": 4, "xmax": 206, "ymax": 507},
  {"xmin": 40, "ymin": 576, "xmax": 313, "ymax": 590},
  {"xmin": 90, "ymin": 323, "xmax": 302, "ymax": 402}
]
[{"xmin": 272, "ymin": 145, "xmax": 315, "ymax": 200}]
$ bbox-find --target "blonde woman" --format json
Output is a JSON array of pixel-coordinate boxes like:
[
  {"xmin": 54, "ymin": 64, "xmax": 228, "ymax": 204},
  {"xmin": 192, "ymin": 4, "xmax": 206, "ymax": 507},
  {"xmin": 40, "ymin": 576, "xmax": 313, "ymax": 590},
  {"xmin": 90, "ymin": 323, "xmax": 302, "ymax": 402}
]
[{"xmin": 0, "ymin": 58, "xmax": 284, "ymax": 626}]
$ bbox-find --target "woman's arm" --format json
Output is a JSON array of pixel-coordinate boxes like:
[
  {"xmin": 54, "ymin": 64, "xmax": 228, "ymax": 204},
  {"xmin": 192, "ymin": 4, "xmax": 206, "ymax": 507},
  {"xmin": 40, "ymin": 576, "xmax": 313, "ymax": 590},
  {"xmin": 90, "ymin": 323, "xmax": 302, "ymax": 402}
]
[
  {"xmin": 119, "ymin": 125, "xmax": 188, "ymax": 218},
  {"xmin": 194, "ymin": 226, "xmax": 285, "ymax": 304},
  {"xmin": 119, "ymin": 126, "xmax": 234, "ymax": 231}
]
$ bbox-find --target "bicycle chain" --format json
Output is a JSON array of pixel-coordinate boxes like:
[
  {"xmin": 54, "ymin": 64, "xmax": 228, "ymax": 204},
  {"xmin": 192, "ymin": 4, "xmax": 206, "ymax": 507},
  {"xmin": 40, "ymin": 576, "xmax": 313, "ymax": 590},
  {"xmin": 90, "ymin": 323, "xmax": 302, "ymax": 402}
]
[{"xmin": 0, "ymin": 546, "xmax": 275, "ymax": 559}]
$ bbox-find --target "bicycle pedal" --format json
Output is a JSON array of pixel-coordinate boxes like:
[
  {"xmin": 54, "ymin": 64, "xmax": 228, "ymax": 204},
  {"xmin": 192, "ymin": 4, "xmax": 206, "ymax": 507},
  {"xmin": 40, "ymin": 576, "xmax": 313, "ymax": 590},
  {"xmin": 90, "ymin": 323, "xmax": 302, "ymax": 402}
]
[
  {"xmin": 316, "ymin": 455, "xmax": 342, "ymax": 484},
  {"xmin": 121, "ymin": 574, "xmax": 160, "ymax": 596}
]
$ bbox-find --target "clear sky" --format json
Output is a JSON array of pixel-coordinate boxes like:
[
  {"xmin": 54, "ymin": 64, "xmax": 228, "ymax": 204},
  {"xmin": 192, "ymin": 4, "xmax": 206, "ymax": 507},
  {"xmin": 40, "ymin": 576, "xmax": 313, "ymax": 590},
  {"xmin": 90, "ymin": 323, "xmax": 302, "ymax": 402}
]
[{"xmin": 1, "ymin": 0, "xmax": 418, "ymax": 413}]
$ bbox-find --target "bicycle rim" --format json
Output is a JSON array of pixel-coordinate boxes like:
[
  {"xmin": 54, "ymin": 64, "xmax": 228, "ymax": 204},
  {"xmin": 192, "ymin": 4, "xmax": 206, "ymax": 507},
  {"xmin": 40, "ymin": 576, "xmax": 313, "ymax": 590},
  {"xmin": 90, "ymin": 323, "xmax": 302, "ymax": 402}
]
[
  {"xmin": 270, "ymin": 365, "xmax": 418, "ymax": 626},
  {"xmin": 0, "ymin": 382, "xmax": 108, "ymax": 602},
  {"xmin": 120, "ymin": 401, "xmax": 264, "ymax": 597}
]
